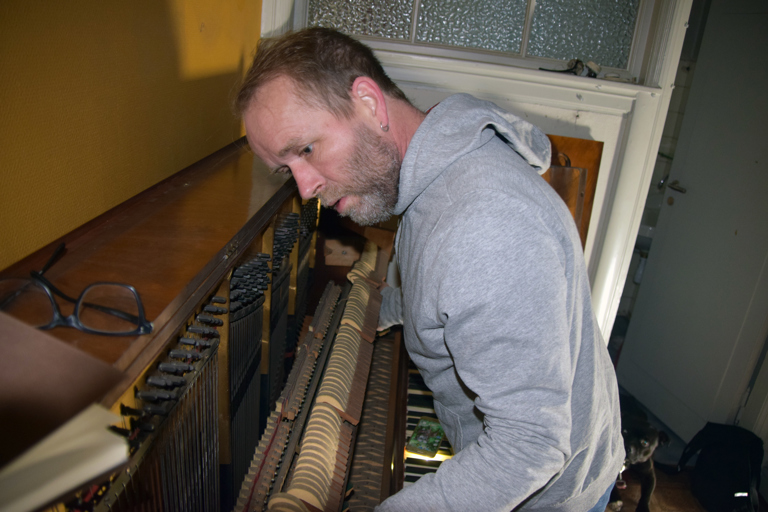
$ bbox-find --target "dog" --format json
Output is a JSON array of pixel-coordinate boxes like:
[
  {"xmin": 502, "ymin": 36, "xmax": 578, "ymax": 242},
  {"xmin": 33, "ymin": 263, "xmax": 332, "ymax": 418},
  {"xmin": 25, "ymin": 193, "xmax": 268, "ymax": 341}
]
[{"xmin": 608, "ymin": 394, "xmax": 670, "ymax": 512}]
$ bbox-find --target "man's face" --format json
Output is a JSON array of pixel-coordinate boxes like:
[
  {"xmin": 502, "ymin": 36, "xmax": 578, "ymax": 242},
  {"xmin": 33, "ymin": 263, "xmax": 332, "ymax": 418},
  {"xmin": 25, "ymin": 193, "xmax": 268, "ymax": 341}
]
[{"xmin": 243, "ymin": 76, "xmax": 401, "ymax": 226}]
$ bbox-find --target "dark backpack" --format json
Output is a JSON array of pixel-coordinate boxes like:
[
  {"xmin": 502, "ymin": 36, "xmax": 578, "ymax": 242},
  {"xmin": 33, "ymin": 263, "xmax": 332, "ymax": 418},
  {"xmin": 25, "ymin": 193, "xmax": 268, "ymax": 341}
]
[{"xmin": 676, "ymin": 422, "xmax": 763, "ymax": 512}]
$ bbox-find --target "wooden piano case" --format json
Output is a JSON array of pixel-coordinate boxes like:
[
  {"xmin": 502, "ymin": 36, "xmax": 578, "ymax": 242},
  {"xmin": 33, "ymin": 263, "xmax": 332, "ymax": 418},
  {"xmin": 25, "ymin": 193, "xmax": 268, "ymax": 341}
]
[
  {"xmin": 0, "ymin": 132, "xmax": 601, "ymax": 512},
  {"xmin": 1, "ymin": 139, "xmax": 309, "ymax": 511}
]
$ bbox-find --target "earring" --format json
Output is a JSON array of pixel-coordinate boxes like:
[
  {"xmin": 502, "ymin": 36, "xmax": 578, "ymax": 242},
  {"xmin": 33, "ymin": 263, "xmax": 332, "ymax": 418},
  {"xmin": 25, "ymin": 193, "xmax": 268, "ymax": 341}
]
[{"xmin": 380, "ymin": 122, "xmax": 389, "ymax": 132}]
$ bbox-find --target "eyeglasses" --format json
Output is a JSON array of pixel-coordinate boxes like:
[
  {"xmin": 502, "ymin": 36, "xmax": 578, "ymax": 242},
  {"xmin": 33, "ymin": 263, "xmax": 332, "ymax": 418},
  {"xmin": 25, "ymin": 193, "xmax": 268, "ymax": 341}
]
[{"xmin": 0, "ymin": 244, "xmax": 153, "ymax": 336}]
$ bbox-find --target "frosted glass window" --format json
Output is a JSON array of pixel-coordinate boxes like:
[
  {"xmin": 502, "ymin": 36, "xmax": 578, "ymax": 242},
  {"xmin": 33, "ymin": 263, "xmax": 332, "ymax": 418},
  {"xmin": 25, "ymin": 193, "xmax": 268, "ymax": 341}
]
[
  {"xmin": 528, "ymin": 0, "xmax": 640, "ymax": 69},
  {"xmin": 415, "ymin": 0, "xmax": 527, "ymax": 53},
  {"xmin": 308, "ymin": 0, "xmax": 413, "ymax": 40},
  {"xmin": 306, "ymin": 0, "xmax": 642, "ymax": 70}
]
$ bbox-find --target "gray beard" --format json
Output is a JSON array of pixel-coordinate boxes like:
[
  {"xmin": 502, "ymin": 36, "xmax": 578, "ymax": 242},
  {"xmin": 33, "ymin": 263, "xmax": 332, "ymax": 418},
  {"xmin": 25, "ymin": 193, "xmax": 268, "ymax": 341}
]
[{"xmin": 319, "ymin": 123, "xmax": 401, "ymax": 226}]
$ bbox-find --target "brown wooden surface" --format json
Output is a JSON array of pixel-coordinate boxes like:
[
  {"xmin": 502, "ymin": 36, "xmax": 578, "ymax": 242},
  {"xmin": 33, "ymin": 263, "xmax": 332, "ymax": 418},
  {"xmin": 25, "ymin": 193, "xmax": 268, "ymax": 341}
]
[
  {"xmin": 608, "ymin": 468, "xmax": 708, "ymax": 512},
  {"xmin": 1, "ymin": 133, "xmax": 602, "ymax": 411},
  {"xmin": 543, "ymin": 135, "xmax": 604, "ymax": 247},
  {"xmin": 1, "ymin": 139, "xmax": 296, "ymax": 405},
  {"xmin": 0, "ymin": 311, "xmax": 124, "ymax": 466}
]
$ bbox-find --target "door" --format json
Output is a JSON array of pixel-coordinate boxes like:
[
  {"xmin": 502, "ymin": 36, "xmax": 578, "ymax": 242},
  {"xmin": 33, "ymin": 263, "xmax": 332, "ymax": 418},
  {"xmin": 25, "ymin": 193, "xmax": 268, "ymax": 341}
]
[{"xmin": 616, "ymin": 0, "xmax": 768, "ymax": 442}]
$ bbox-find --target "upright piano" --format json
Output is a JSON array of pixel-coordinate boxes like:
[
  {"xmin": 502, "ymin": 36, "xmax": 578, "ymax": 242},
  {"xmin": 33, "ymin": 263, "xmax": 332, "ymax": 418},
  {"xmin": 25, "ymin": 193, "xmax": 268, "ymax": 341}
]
[{"xmin": 0, "ymin": 134, "xmax": 601, "ymax": 512}]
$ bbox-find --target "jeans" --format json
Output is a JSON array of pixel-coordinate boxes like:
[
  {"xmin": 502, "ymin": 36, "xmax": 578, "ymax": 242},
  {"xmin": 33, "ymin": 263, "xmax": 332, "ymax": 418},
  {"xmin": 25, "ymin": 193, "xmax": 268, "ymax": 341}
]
[{"xmin": 586, "ymin": 482, "xmax": 614, "ymax": 512}]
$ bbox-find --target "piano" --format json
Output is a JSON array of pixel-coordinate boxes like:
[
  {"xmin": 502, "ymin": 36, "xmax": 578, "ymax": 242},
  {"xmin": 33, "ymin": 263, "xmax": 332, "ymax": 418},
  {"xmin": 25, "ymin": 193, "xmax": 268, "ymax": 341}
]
[{"xmin": 0, "ymin": 134, "xmax": 601, "ymax": 512}]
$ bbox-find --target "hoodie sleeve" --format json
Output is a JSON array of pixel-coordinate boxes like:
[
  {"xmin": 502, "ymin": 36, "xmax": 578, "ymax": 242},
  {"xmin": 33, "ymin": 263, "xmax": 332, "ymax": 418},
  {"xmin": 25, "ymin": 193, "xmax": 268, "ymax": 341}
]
[
  {"xmin": 378, "ymin": 285, "xmax": 404, "ymax": 330},
  {"xmin": 376, "ymin": 190, "xmax": 575, "ymax": 512}
]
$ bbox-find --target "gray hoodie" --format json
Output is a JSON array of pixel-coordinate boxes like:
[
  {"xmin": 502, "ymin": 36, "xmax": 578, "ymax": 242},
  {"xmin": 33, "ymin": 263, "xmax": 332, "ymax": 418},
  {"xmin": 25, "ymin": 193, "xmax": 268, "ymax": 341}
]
[{"xmin": 376, "ymin": 94, "xmax": 623, "ymax": 511}]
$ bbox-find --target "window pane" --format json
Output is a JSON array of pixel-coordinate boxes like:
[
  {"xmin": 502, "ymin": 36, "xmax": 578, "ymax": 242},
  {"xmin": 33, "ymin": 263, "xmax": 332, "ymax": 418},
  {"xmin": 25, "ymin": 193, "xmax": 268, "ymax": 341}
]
[
  {"xmin": 528, "ymin": 0, "xmax": 640, "ymax": 69},
  {"xmin": 308, "ymin": 0, "xmax": 413, "ymax": 40},
  {"xmin": 415, "ymin": 0, "xmax": 527, "ymax": 53}
]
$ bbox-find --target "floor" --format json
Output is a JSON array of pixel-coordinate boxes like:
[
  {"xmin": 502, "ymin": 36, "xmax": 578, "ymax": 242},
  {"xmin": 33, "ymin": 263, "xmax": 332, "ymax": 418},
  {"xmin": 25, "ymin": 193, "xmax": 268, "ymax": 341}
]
[
  {"xmin": 606, "ymin": 467, "xmax": 707, "ymax": 512},
  {"xmin": 603, "ymin": 386, "xmax": 766, "ymax": 512},
  {"xmin": 608, "ymin": 467, "xmax": 767, "ymax": 511}
]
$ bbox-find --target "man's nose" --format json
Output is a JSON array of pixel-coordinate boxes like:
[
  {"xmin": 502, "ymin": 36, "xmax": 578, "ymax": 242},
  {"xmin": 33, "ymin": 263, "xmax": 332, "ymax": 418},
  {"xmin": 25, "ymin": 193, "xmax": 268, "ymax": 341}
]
[{"xmin": 291, "ymin": 163, "xmax": 323, "ymax": 200}]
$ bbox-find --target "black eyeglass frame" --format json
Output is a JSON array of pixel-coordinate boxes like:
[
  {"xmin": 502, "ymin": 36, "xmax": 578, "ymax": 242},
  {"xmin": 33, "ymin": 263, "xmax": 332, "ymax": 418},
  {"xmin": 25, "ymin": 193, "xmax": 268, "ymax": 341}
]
[
  {"xmin": 0, "ymin": 242, "xmax": 153, "ymax": 336},
  {"xmin": 5, "ymin": 273, "xmax": 153, "ymax": 336}
]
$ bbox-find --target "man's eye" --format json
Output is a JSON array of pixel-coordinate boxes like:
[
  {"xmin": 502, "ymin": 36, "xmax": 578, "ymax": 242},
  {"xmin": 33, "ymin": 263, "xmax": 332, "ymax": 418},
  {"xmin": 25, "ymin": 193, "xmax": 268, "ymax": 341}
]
[
  {"xmin": 301, "ymin": 144, "xmax": 313, "ymax": 156},
  {"xmin": 272, "ymin": 166, "xmax": 291, "ymax": 175}
]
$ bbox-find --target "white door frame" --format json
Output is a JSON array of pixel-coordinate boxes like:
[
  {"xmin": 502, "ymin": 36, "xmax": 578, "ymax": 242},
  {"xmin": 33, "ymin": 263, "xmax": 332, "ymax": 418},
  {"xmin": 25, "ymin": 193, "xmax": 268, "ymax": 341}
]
[{"xmin": 259, "ymin": 0, "xmax": 693, "ymax": 339}]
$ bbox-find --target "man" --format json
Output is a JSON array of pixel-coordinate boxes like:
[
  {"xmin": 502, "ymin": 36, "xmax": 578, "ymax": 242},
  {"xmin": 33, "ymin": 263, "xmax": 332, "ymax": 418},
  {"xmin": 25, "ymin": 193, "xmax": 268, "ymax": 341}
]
[{"xmin": 237, "ymin": 27, "xmax": 624, "ymax": 512}]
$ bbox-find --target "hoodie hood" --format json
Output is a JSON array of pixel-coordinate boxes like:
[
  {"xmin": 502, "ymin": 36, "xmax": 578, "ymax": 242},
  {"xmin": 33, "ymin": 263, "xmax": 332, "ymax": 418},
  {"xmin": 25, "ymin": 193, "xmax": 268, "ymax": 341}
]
[{"xmin": 395, "ymin": 93, "xmax": 551, "ymax": 215}]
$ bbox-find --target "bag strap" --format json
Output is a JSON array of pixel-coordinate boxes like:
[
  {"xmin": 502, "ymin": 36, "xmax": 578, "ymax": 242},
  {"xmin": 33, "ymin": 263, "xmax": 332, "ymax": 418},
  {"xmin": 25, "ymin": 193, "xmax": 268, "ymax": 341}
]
[
  {"xmin": 677, "ymin": 422, "xmax": 765, "ymax": 472},
  {"xmin": 676, "ymin": 422, "xmax": 716, "ymax": 472}
]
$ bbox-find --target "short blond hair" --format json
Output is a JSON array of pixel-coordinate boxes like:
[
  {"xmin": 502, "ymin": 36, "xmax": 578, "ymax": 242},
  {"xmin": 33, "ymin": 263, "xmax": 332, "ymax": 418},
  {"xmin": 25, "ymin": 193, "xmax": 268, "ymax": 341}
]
[{"xmin": 236, "ymin": 27, "xmax": 409, "ymax": 118}]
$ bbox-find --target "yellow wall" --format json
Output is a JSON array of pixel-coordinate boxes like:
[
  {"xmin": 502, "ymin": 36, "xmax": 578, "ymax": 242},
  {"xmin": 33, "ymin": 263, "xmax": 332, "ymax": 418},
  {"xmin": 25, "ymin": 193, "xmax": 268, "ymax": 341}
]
[{"xmin": 0, "ymin": 0, "xmax": 262, "ymax": 269}]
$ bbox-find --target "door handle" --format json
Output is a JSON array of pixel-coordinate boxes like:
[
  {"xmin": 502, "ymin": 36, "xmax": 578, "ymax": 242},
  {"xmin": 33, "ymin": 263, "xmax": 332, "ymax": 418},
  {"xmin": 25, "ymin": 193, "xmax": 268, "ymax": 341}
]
[{"xmin": 668, "ymin": 180, "xmax": 687, "ymax": 194}]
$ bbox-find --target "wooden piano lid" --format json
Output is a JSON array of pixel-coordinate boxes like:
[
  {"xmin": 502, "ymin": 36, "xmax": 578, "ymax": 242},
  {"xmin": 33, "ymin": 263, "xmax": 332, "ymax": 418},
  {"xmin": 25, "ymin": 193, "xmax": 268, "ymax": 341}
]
[
  {"xmin": 0, "ymin": 139, "xmax": 295, "ymax": 399},
  {"xmin": 543, "ymin": 135, "xmax": 604, "ymax": 248}
]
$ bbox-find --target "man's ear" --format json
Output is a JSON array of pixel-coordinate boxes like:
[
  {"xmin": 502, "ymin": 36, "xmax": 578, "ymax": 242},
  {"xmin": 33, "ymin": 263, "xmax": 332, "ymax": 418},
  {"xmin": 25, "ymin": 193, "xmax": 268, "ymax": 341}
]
[{"xmin": 351, "ymin": 76, "xmax": 388, "ymax": 129}]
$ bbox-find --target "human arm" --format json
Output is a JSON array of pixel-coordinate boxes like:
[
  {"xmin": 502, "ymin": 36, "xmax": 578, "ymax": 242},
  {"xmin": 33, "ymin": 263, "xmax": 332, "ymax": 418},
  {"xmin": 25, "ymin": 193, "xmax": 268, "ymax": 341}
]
[
  {"xmin": 376, "ymin": 193, "xmax": 577, "ymax": 512},
  {"xmin": 378, "ymin": 284, "xmax": 403, "ymax": 331}
]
